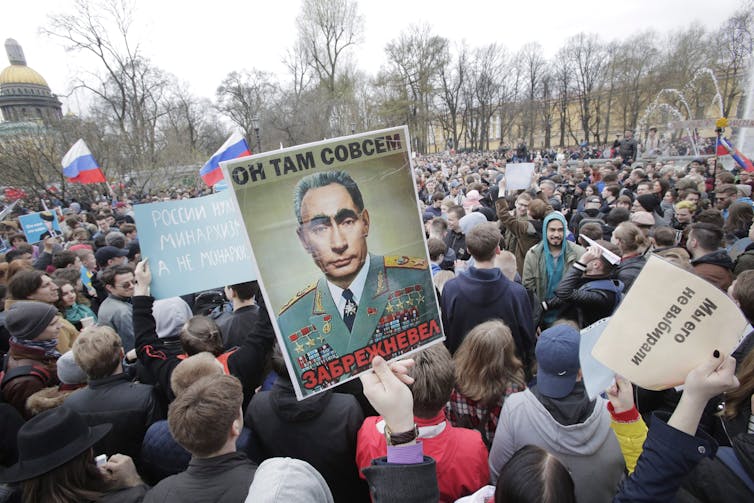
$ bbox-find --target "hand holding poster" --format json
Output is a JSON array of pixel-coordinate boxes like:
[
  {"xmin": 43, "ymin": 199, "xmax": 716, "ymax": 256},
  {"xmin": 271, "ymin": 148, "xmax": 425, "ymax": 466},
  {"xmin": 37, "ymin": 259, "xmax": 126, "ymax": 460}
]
[
  {"xmin": 504, "ymin": 163, "xmax": 535, "ymax": 191},
  {"xmin": 18, "ymin": 211, "xmax": 61, "ymax": 243},
  {"xmin": 222, "ymin": 126, "xmax": 444, "ymax": 399},
  {"xmin": 592, "ymin": 255, "xmax": 748, "ymax": 390},
  {"xmin": 132, "ymin": 191, "xmax": 255, "ymax": 299}
]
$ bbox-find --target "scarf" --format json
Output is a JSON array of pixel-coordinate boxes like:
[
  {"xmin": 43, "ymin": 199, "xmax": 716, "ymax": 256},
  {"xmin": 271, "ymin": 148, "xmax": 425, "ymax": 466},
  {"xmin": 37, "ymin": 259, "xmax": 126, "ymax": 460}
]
[
  {"xmin": 543, "ymin": 212, "xmax": 568, "ymax": 300},
  {"xmin": 10, "ymin": 336, "xmax": 61, "ymax": 359}
]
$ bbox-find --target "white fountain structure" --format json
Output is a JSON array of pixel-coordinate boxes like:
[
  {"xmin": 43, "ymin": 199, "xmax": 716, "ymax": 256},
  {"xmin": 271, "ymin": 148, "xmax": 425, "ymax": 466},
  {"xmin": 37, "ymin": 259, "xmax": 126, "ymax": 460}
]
[{"xmin": 638, "ymin": 67, "xmax": 728, "ymax": 157}]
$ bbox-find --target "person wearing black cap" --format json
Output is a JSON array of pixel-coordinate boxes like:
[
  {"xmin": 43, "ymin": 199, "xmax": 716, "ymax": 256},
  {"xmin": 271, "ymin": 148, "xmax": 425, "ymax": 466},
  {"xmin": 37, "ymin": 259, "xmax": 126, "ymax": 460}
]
[
  {"xmin": 0, "ymin": 407, "xmax": 146, "ymax": 502},
  {"xmin": 489, "ymin": 325, "xmax": 625, "ymax": 503},
  {"xmin": 95, "ymin": 246, "xmax": 129, "ymax": 270},
  {"xmin": 0, "ymin": 301, "xmax": 62, "ymax": 419}
]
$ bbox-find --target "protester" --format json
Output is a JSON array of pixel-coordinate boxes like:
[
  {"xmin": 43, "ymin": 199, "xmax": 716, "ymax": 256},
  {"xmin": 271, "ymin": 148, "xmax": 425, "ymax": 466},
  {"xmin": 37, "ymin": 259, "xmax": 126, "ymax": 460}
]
[
  {"xmin": 687, "ymin": 222, "xmax": 735, "ymax": 291},
  {"xmin": 440, "ymin": 223, "xmax": 535, "ymax": 371},
  {"xmin": 446, "ymin": 320, "xmax": 526, "ymax": 447},
  {"xmin": 489, "ymin": 324, "xmax": 625, "ymax": 503},
  {"xmin": 143, "ymin": 374, "xmax": 257, "ymax": 502},
  {"xmin": 0, "ymin": 301, "xmax": 62, "ymax": 419},
  {"xmin": 64, "ymin": 326, "xmax": 163, "ymax": 466},
  {"xmin": 356, "ymin": 344, "xmax": 489, "ymax": 502},
  {"xmin": 97, "ymin": 264, "xmax": 136, "ymax": 351},
  {"xmin": 245, "ymin": 346, "xmax": 368, "ymax": 501}
]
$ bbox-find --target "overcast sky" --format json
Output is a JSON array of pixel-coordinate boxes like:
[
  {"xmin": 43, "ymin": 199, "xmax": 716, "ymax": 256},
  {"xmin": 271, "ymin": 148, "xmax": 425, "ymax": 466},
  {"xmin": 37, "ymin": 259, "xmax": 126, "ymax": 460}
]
[{"xmin": 0, "ymin": 0, "xmax": 747, "ymax": 114}]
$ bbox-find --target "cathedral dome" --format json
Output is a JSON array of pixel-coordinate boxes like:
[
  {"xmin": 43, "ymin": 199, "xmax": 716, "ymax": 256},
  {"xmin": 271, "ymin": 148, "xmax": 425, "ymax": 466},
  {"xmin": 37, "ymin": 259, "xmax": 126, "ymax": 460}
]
[{"xmin": 0, "ymin": 64, "xmax": 49, "ymax": 87}]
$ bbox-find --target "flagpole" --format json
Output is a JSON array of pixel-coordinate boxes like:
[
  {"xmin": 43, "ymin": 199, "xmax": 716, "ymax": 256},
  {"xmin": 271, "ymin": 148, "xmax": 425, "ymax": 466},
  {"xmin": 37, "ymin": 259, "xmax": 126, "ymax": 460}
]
[{"xmin": 714, "ymin": 122, "xmax": 723, "ymax": 206}]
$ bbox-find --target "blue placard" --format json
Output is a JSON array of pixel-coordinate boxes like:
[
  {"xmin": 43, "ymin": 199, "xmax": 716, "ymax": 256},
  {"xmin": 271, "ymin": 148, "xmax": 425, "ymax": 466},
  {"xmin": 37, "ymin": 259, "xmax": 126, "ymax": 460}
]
[
  {"xmin": 133, "ymin": 191, "xmax": 256, "ymax": 299},
  {"xmin": 18, "ymin": 211, "xmax": 62, "ymax": 243}
]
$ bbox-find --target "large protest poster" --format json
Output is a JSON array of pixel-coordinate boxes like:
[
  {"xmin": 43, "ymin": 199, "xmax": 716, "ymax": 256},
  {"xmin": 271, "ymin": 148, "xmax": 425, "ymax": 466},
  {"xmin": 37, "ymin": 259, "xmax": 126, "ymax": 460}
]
[
  {"xmin": 592, "ymin": 255, "xmax": 749, "ymax": 390},
  {"xmin": 18, "ymin": 211, "xmax": 61, "ymax": 243},
  {"xmin": 222, "ymin": 126, "xmax": 444, "ymax": 399},
  {"xmin": 133, "ymin": 191, "xmax": 255, "ymax": 299}
]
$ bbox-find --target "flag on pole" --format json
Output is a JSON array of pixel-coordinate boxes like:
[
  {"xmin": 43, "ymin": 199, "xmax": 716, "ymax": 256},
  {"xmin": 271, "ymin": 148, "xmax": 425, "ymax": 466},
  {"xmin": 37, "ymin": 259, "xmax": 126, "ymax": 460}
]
[
  {"xmin": 716, "ymin": 136, "xmax": 754, "ymax": 172},
  {"xmin": 62, "ymin": 139, "xmax": 107, "ymax": 184},
  {"xmin": 200, "ymin": 133, "xmax": 251, "ymax": 186}
]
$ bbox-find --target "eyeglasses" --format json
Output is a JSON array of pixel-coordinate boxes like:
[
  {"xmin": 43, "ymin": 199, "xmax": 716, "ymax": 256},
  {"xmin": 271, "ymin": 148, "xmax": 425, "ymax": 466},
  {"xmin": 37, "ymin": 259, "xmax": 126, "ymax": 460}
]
[{"xmin": 116, "ymin": 281, "xmax": 135, "ymax": 288}]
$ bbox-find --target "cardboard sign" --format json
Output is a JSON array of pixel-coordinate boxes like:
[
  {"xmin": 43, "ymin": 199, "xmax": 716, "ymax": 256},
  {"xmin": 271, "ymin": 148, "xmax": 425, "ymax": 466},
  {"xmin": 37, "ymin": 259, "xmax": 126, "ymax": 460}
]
[
  {"xmin": 222, "ymin": 126, "xmax": 444, "ymax": 399},
  {"xmin": 18, "ymin": 211, "xmax": 62, "ymax": 243},
  {"xmin": 133, "ymin": 191, "xmax": 255, "ymax": 299},
  {"xmin": 592, "ymin": 255, "xmax": 748, "ymax": 390},
  {"xmin": 504, "ymin": 163, "xmax": 535, "ymax": 191}
]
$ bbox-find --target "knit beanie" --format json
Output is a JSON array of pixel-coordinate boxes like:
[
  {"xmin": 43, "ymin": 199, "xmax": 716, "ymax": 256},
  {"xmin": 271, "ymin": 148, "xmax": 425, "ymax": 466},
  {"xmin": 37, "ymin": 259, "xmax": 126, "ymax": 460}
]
[
  {"xmin": 56, "ymin": 351, "xmax": 88, "ymax": 385},
  {"xmin": 636, "ymin": 194, "xmax": 660, "ymax": 213},
  {"xmin": 5, "ymin": 301, "xmax": 58, "ymax": 341}
]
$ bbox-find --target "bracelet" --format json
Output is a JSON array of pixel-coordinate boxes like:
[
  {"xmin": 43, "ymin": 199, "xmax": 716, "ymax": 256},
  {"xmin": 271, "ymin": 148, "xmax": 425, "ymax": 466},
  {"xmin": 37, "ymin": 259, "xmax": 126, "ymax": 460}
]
[{"xmin": 384, "ymin": 423, "xmax": 419, "ymax": 446}]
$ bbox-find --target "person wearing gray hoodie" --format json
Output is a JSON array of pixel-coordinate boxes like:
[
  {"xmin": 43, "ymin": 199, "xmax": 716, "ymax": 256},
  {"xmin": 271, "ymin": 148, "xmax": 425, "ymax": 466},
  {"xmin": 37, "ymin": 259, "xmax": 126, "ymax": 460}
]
[{"xmin": 489, "ymin": 325, "xmax": 625, "ymax": 503}]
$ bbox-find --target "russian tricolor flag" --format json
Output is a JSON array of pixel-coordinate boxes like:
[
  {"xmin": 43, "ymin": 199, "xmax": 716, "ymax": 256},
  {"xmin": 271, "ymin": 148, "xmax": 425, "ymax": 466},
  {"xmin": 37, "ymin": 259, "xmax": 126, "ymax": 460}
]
[
  {"xmin": 62, "ymin": 139, "xmax": 107, "ymax": 184},
  {"xmin": 716, "ymin": 136, "xmax": 754, "ymax": 172},
  {"xmin": 200, "ymin": 133, "xmax": 251, "ymax": 186}
]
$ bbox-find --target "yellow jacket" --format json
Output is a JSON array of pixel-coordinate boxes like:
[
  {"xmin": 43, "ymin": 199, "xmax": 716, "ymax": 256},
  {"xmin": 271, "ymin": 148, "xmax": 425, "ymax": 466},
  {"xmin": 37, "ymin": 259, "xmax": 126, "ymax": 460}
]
[{"xmin": 608, "ymin": 404, "xmax": 648, "ymax": 474}]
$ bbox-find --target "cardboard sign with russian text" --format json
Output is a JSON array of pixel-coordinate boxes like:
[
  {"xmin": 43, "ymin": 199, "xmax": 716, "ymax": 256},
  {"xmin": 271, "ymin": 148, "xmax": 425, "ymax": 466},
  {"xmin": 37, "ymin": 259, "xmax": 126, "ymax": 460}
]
[
  {"xmin": 222, "ymin": 126, "xmax": 444, "ymax": 400},
  {"xmin": 132, "ymin": 191, "xmax": 255, "ymax": 299},
  {"xmin": 592, "ymin": 255, "xmax": 748, "ymax": 390}
]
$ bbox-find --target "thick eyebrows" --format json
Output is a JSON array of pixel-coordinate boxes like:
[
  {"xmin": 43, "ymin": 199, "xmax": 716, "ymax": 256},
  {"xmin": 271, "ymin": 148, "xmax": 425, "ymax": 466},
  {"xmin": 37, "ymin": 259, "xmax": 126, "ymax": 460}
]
[{"xmin": 303, "ymin": 208, "xmax": 359, "ymax": 227}]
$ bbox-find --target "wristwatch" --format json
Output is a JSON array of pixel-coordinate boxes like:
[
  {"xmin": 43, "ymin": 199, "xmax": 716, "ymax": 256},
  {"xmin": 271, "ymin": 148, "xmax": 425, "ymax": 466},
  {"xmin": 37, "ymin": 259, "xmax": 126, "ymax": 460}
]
[{"xmin": 384, "ymin": 423, "xmax": 419, "ymax": 446}]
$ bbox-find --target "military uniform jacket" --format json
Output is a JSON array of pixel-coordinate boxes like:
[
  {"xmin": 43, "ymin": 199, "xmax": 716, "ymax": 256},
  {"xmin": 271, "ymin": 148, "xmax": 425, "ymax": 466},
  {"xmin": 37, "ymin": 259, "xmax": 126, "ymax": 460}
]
[{"xmin": 277, "ymin": 253, "xmax": 441, "ymax": 393}]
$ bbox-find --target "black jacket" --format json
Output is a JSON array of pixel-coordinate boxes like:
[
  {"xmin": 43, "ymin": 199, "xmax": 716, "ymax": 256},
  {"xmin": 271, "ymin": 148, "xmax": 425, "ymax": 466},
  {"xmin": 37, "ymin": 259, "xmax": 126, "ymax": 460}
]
[
  {"xmin": 548, "ymin": 264, "xmax": 622, "ymax": 328},
  {"xmin": 144, "ymin": 452, "xmax": 257, "ymax": 503},
  {"xmin": 676, "ymin": 433, "xmax": 754, "ymax": 502},
  {"xmin": 616, "ymin": 254, "xmax": 647, "ymax": 292},
  {"xmin": 62, "ymin": 373, "xmax": 164, "ymax": 466},
  {"xmin": 216, "ymin": 304, "xmax": 261, "ymax": 351},
  {"xmin": 246, "ymin": 379, "xmax": 369, "ymax": 502}
]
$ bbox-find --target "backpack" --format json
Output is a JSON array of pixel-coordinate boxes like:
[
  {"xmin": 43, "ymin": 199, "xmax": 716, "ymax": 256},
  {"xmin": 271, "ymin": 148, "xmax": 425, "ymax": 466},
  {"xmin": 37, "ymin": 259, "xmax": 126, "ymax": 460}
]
[
  {"xmin": 579, "ymin": 279, "xmax": 625, "ymax": 314},
  {"xmin": 0, "ymin": 353, "xmax": 54, "ymax": 401}
]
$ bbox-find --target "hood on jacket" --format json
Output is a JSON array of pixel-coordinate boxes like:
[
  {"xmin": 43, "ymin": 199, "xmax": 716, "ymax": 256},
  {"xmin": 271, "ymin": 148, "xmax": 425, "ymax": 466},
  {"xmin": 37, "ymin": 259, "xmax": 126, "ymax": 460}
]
[
  {"xmin": 270, "ymin": 379, "xmax": 333, "ymax": 422},
  {"xmin": 691, "ymin": 249, "xmax": 734, "ymax": 270},
  {"xmin": 513, "ymin": 389, "xmax": 613, "ymax": 457},
  {"xmin": 455, "ymin": 267, "xmax": 514, "ymax": 306},
  {"xmin": 153, "ymin": 297, "xmax": 193, "ymax": 339},
  {"xmin": 245, "ymin": 457, "xmax": 334, "ymax": 503}
]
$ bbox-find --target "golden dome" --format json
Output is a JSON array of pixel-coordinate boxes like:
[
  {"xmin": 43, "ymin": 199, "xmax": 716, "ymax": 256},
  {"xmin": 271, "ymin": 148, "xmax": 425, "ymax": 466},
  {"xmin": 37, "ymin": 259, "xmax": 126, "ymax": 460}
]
[{"xmin": 0, "ymin": 64, "xmax": 49, "ymax": 87}]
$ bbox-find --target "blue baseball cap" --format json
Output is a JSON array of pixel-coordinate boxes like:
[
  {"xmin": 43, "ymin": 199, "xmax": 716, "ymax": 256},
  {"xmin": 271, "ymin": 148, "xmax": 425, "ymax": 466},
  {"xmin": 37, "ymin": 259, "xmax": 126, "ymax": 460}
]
[{"xmin": 535, "ymin": 325, "xmax": 581, "ymax": 399}]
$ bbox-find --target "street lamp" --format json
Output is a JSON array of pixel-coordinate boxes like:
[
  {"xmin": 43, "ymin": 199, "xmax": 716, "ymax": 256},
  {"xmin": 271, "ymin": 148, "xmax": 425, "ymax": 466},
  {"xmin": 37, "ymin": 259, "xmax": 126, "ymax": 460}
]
[{"xmin": 252, "ymin": 114, "xmax": 261, "ymax": 152}]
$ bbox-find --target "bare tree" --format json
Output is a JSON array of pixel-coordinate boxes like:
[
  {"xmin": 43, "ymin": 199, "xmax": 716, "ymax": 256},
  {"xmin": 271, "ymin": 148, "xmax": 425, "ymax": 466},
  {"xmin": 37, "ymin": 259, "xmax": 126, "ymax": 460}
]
[
  {"xmin": 385, "ymin": 25, "xmax": 448, "ymax": 154},
  {"xmin": 296, "ymin": 0, "xmax": 362, "ymax": 100},
  {"xmin": 43, "ymin": 0, "xmax": 172, "ymax": 186},
  {"xmin": 216, "ymin": 69, "xmax": 275, "ymax": 148},
  {"xmin": 714, "ymin": 7, "xmax": 753, "ymax": 117},
  {"xmin": 563, "ymin": 33, "xmax": 606, "ymax": 144},
  {"xmin": 517, "ymin": 42, "xmax": 547, "ymax": 148},
  {"xmin": 437, "ymin": 42, "xmax": 468, "ymax": 150}
]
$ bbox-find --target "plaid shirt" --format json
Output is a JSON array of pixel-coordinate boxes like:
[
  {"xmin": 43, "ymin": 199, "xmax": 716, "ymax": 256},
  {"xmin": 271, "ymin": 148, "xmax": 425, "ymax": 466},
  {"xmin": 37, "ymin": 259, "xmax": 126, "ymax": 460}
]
[{"xmin": 445, "ymin": 383, "xmax": 524, "ymax": 447}]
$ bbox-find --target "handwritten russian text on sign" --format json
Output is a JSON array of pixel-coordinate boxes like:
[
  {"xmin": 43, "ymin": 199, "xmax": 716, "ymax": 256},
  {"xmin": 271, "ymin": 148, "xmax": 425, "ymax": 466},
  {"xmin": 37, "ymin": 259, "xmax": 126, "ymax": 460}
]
[
  {"xmin": 133, "ymin": 191, "xmax": 255, "ymax": 299},
  {"xmin": 222, "ymin": 126, "xmax": 444, "ymax": 400},
  {"xmin": 592, "ymin": 255, "xmax": 748, "ymax": 390}
]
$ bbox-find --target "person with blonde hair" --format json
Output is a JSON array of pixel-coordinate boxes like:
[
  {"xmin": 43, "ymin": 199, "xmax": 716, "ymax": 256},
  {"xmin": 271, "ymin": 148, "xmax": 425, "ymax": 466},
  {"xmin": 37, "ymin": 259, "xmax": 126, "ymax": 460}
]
[
  {"xmin": 611, "ymin": 222, "xmax": 649, "ymax": 292},
  {"xmin": 446, "ymin": 320, "xmax": 526, "ymax": 447}
]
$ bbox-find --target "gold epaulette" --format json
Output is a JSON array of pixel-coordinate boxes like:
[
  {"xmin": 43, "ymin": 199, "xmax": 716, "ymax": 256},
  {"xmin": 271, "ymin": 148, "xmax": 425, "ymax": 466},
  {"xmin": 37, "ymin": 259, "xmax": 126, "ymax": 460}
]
[
  {"xmin": 384, "ymin": 255, "xmax": 427, "ymax": 269},
  {"xmin": 278, "ymin": 283, "xmax": 316, "ymax": 315}
]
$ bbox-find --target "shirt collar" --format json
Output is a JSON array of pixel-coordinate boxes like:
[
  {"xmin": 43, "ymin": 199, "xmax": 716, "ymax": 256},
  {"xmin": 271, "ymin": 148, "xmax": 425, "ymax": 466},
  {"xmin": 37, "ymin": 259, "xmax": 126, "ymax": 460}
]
[{"xmin": 326, "ymin": 254, "xmax": 370, "ymax": 308}]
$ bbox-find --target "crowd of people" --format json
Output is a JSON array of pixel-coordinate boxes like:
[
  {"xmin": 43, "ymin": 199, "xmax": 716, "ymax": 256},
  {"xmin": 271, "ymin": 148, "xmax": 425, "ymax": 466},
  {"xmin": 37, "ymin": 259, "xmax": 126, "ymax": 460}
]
[
  {"xmin": 493, "ymin": 130, "xmax": 717, "ymax": 164},
  {"xmin": 0, "ymin": 144, "xmax": 752, "ymax": 502}
]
